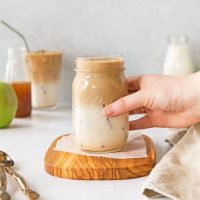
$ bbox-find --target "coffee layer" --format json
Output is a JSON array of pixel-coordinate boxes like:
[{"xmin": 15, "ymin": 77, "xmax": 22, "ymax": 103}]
[
  {"xmin": 76, "ymin": 56, "xmax": 124, "ymax": 72},
  {"xmin": 26, "ymin": 51, "xmax": 62, "ymax": 83},
  {"xmin": 73, "ymin": 73, "xmax": 128, "ymax": 106}
]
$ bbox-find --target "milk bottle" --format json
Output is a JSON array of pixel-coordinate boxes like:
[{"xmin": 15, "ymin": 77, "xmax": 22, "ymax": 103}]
[{"xmin": 163, "ymin": 35, "xmax": 194, "ymax": 75}]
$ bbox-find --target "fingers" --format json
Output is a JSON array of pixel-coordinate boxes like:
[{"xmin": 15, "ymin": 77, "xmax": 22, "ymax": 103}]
[
  {"xmin": 129, "ymin": 107, "xmax": 147, "ymax": 115},
  {"xmin": 127, "ymin": 75, "xmax": 142, "ymax": 91},
  {"xmin": 102, "ymin": 91, "xmax": 144, "ymax": 117},
  {"xmin": 129, "ymin": 110, "xmax": 194, "ymax": 130},
  {"xmin": 128, "ymin": 90, "xmax": 138, "ymax": 95},
  {"xmin": 129, "ymin": 116, "xmax": 153, "ymax": 130}
]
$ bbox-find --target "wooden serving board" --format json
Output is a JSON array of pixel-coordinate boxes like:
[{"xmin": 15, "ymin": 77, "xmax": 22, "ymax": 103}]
[{"xmin": 44, "ymin": 134, "xmax": 156, "ymax": 180}]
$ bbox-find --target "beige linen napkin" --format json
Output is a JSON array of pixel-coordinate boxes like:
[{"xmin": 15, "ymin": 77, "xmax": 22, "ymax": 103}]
[{"xmin": 142, "ymin": 123, "xmax": 200, "ymax": 200}]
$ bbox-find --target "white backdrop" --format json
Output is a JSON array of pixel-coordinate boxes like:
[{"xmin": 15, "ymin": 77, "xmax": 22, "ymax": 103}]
[{"xmin": 1, "ymin": 0, "xmax": 200, "ymax": 105}]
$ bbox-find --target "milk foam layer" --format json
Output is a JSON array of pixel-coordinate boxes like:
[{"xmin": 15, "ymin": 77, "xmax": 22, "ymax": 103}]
[{"xmin": 73, "ymin": 105, "xmax": 128, "ymax": 152}]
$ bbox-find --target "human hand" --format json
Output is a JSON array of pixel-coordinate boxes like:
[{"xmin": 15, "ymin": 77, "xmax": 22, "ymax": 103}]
[{"xmin": 102, "ymin": 72, "xmax": 200, "ymax": 130}]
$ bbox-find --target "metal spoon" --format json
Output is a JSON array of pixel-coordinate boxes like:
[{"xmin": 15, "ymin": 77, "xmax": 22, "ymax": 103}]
[
  {"xmin": 0, "ymin": 151, "xmax": 39, "ymax": 200},
  {"xmin": 0, "ymin": 168, "xmax": 11, "ymax": 200}
]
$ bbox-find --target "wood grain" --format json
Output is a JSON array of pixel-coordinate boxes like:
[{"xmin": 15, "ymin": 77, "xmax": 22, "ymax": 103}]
[{"xmin": 44, "ymin": 135, "xmax": 156, "ymax": 180}]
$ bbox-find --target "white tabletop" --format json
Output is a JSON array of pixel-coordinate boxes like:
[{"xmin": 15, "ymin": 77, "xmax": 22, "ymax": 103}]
[{"xmin": 0, "ymin": 106, "xmax": 172, "ymax": 200}]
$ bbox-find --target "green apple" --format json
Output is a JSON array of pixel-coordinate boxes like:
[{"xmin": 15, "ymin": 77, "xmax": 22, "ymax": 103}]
[{"xmin": 0, "ymin": 81, "xmax": 18, "ymax": 128}]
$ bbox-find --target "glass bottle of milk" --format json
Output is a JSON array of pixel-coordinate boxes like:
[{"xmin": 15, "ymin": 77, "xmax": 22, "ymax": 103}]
[{"xmin": 163, "ymin": 35, "xmax": 194, "ymax": 75}]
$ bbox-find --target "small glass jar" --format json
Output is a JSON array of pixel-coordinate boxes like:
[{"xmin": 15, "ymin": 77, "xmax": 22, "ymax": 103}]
[
  {"xmin": 4, "ymin": 47, "xmax": 32, "ymax": 118},
  {"xmin": 73, "ymin": 56, "xmax": 128, "ymax": 153}
]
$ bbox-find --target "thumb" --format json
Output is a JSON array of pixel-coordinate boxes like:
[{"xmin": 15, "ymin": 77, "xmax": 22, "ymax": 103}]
[{"xmin": 102, "ymin": 91, "xmax": 144, "ymax": 117}]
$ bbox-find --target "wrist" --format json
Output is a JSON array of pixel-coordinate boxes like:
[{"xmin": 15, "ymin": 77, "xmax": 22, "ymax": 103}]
[
  {"xmin": 189, "ymin": 71, "xmax": 200, "ymax": 91},
  {"xmin": 188, "ymin": 71, "xmax": 200, "ymax": 121}
]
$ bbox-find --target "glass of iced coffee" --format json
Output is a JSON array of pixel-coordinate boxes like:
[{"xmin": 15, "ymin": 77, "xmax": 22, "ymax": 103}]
[
  {"xmin": 73, "ymin": 56, "xmax": 129, "ymax": 153},
  {"xmin": 26, "ymin": 51, "xmax": 62, "ymax": 108}
]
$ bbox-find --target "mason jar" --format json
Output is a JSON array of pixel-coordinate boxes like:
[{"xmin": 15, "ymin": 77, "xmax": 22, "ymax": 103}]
[{"xmin": 72, "ymin": 56, "xmax": 128, "ymax": 153}]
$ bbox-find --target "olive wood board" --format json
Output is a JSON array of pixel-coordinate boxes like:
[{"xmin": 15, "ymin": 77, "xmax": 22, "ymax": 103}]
[{"xmin": 44, "ymin": 134, "xmax": 156, "ymax": 180}]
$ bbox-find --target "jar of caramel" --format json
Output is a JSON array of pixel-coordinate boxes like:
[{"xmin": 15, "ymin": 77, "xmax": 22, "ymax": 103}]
[
  {"xmin": 73, "ymin": 56, "xmax": 128, "ymax": 152},
  {"xmin": 5, "ymin": 47, "xmax": 32, "ymax": 118}
]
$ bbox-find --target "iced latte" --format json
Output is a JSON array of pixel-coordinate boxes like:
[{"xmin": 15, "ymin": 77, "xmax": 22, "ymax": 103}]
[
  {"xmin": 26, "ymin": 51, "xmax": 62, "ymax": 108},
  {"xmin": 73, "ymin": 56, "xmax": 128, "ymax": 152}
]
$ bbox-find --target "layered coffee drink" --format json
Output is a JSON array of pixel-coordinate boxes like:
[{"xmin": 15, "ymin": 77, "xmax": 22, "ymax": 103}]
[
  {"xmin": 26, "ymin": 51, "xmax": 62, "ymax": 108},
  {"xmin": 73, "ymin": 56, "xmax": 128, "ymax": 152}
]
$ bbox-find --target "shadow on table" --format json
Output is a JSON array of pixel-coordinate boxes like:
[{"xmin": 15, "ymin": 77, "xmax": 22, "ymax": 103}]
[{"xmin": 8, "ymin": 124, "xmax": 32, "ymax": 129}]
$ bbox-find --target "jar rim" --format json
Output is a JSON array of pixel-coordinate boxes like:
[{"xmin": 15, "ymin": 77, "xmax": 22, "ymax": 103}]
[
  {"xmin": 75, "ymin": 56, "xmax": 124, "ymax": 72},
  {"xmin": 76, "ymin": 55, "xmax": 123, "ymax": 61}
]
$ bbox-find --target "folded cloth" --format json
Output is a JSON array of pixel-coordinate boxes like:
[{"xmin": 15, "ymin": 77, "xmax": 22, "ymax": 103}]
[
  {"xmin": 165, "ymin": 128, "xmax": 188, "ymax": 146},
  {"xmin": 142, "ymin": 123, "xmax": 200, "ymax": 200}
]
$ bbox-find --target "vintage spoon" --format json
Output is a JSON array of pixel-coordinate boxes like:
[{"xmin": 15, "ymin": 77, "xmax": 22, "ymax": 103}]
[
  {"xmin": 0, "ymin": 151, "xmax": 39, "ymax": 200},
  {"xmin": 0, "ymin": 168, "xmax": 11, "ymax": 200}
]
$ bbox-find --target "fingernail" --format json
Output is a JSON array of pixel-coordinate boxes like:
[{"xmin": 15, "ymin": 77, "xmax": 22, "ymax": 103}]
[{"xmin": 102, "ymin": 106, "xmax": 114, "ymax": 116}]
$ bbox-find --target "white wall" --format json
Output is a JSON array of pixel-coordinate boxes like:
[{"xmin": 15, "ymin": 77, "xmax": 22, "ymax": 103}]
[{"xmin": 1, "ymin": 0, "xmax": 200, "ymax": 105}]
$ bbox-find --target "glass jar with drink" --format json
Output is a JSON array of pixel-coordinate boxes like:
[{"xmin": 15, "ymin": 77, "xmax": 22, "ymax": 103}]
[
  {"xmin": 4, "ymin": 47, "xmax": 32, "ymax": 118},
  {"xmin": 73, "ymin": 56, "xmax": 129, "ymax": 153}
]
